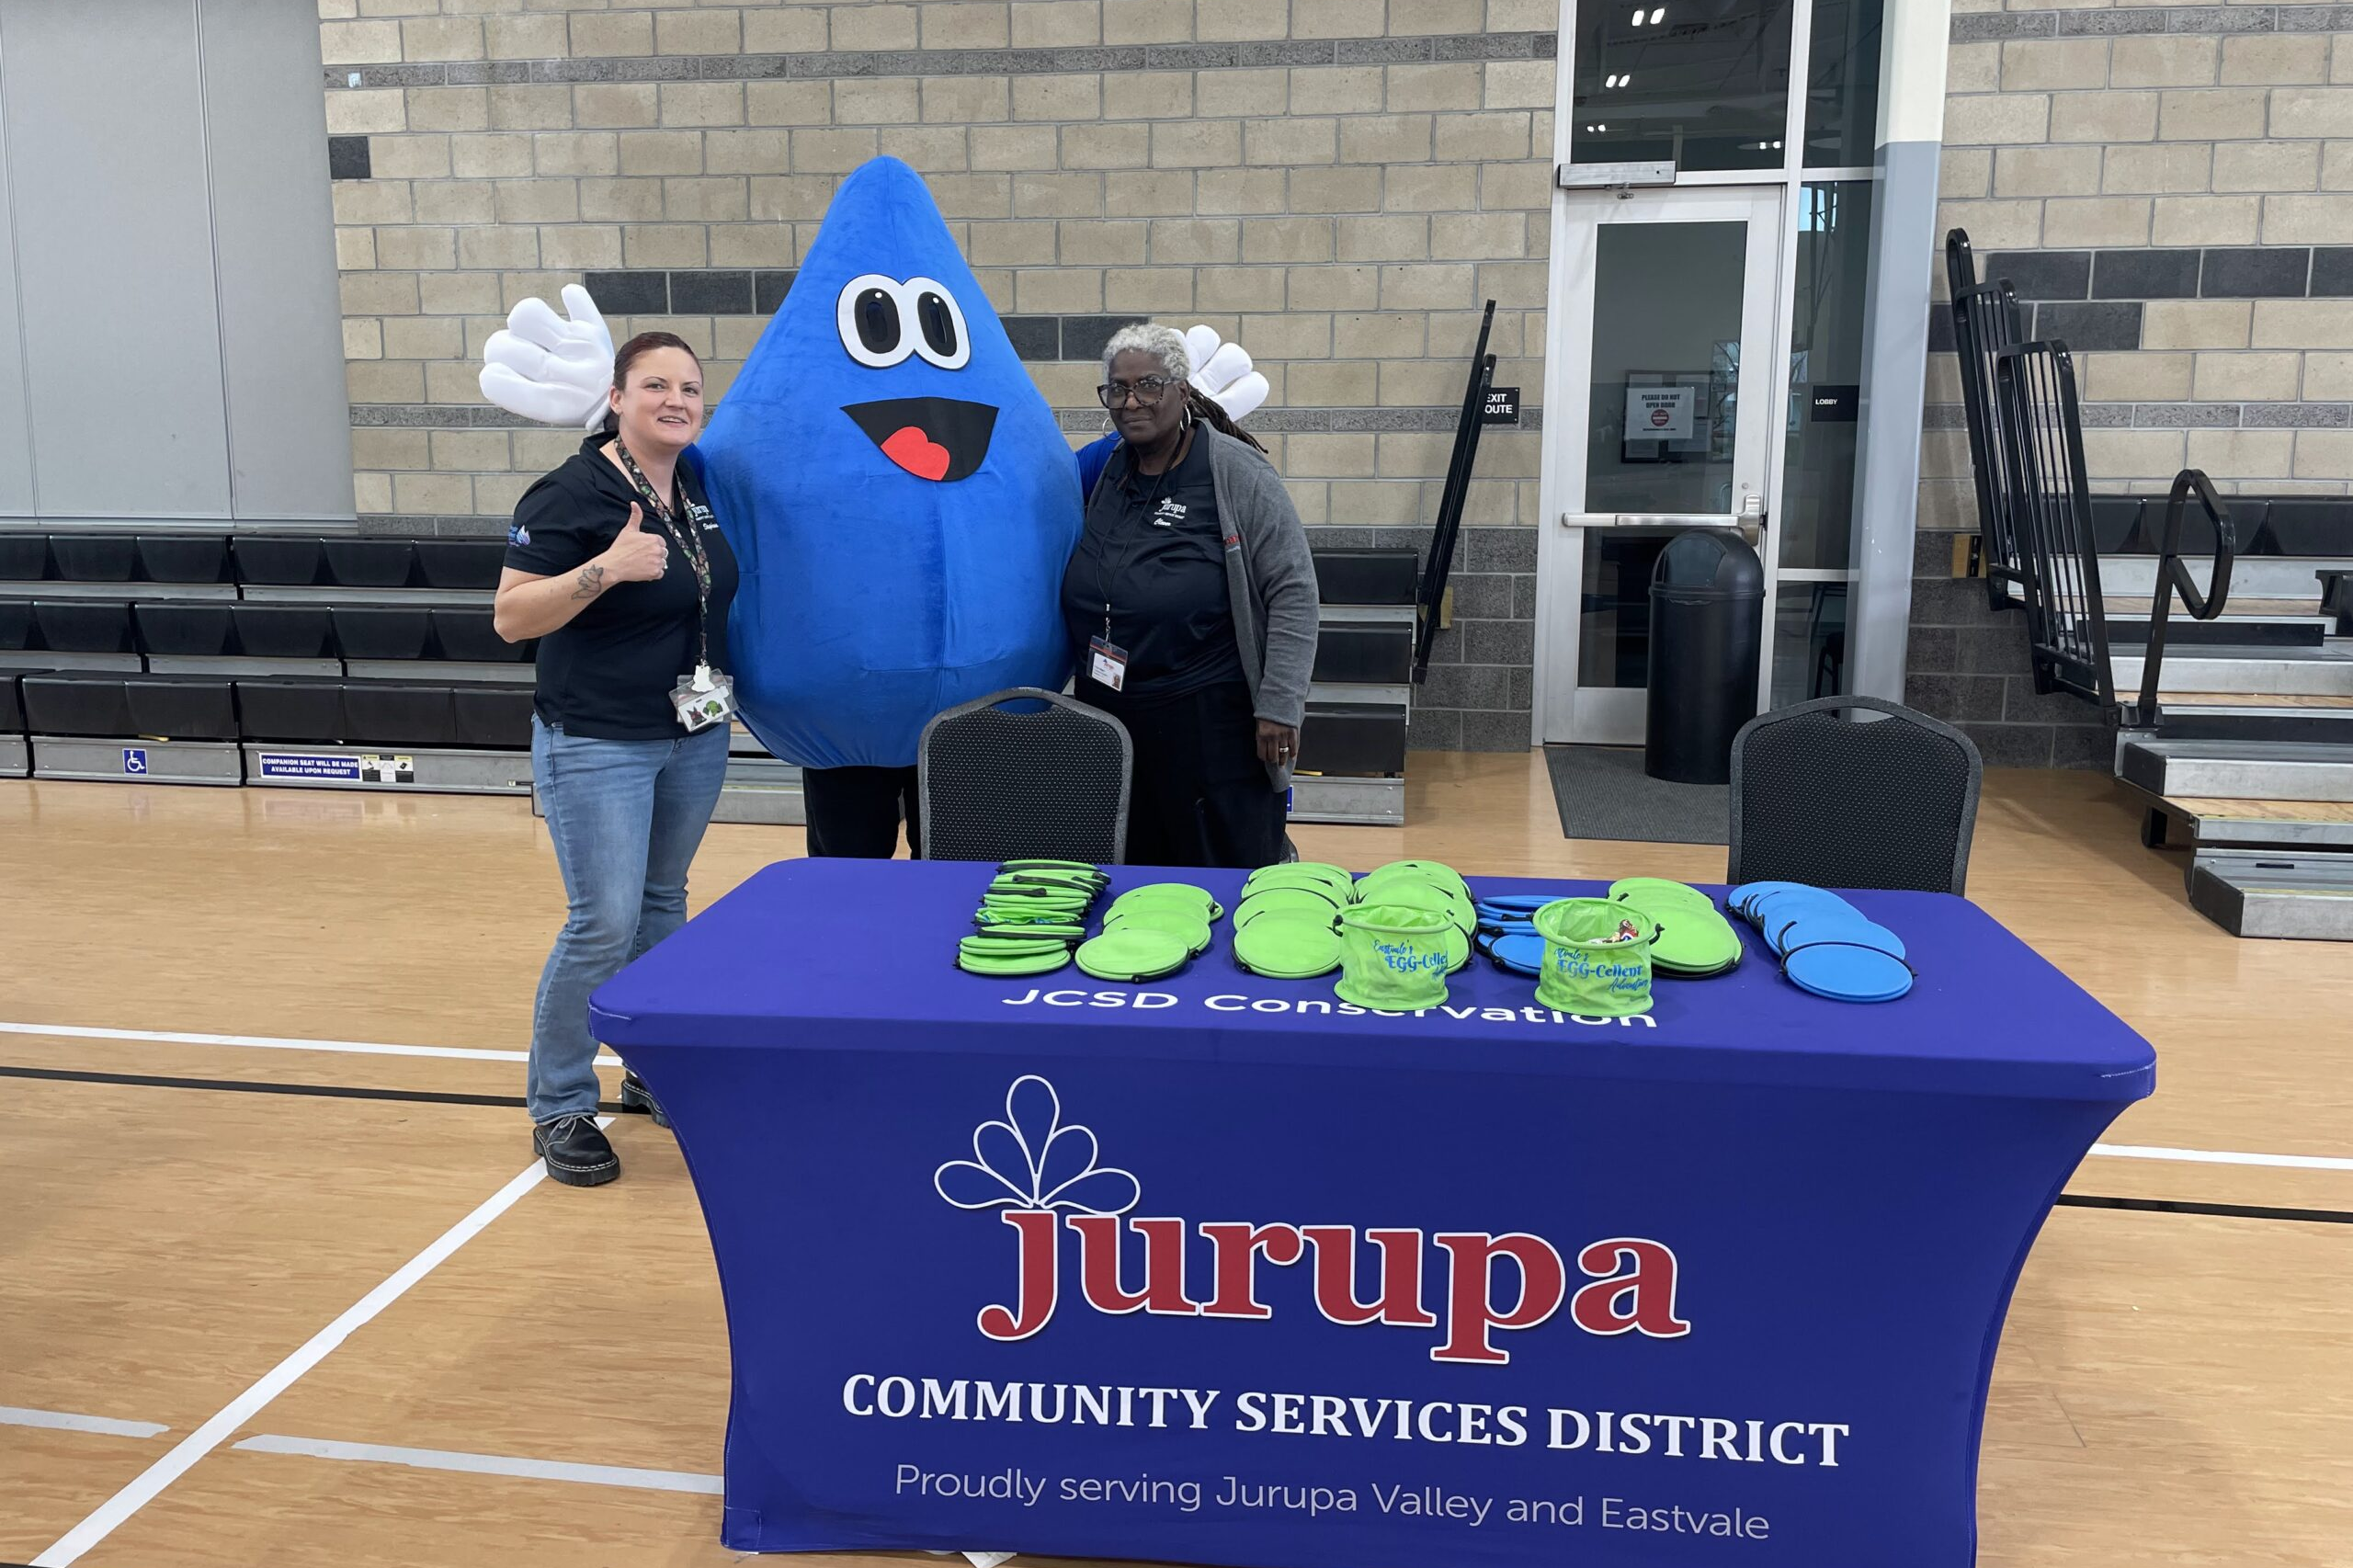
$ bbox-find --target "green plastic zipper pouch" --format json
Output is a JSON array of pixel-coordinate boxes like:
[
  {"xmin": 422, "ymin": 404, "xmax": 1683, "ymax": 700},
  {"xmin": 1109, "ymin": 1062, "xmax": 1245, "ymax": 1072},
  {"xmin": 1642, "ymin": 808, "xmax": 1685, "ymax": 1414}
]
[
  {"xmin": 1103, "ymin": 905, "xmax": 1213, "ymax": 956},
  {"xmin": 1531, "ymin": 898, "xmax": 1657, "ymax": 1017},
  {"xmin": 1074, "ymin": 927, "xmax": 1193, "ymax": 983},
  {"xmin": 957, "ymin": 939, "xmax": 1074, "ymax": 978},
  {"xmin": 1353, "ymin": 877, "xmax": 1475, "ymax": 934},
  {"xmin": 1607, "ymin": 878, "xmax": 1717, "ymax": 911},
  {"xmin": 1245, "ymin": 863, "xmax": 1354, "ymax": 896},
  {"xmin": 1235, "ymin": 886, "xmax": 1345, "ymax": 926},
  {"xmin": 1233, "ymin": 912, "xmax": 1346, "ymax": 979},
  {"xmin": 1110, "ymin": 885, "xmax": 1223, "ymax": 923},
  {"xmin": 1334, "ymin": 903, "xmax": 1455, "ymax": 1012}
]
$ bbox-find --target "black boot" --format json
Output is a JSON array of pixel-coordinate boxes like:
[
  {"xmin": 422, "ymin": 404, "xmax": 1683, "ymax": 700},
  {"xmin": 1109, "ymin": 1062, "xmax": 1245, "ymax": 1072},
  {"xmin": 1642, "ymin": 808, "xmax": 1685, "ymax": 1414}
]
[
  {"xmin": 617, "ymin": 1071, "xmax": 671, "ymax": 1130},
  {"xmin": 533, "ymin": 1114, "xmax": 620, "ymax": 1187}
]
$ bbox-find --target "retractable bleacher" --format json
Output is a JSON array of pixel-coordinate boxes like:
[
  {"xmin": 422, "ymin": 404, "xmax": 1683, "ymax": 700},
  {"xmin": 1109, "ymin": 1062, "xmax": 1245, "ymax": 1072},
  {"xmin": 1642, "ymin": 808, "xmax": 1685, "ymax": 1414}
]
[{"xmin": 0, "ymin": 529, "xmax": 533, "ymax": 793}]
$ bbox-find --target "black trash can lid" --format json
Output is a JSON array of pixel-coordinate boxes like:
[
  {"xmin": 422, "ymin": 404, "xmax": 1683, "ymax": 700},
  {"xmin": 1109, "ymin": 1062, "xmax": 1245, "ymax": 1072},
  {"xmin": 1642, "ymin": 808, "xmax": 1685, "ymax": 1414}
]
[{"xmin": 1650, "ymin": 528, "xmax": 1764, "ymax": 602}]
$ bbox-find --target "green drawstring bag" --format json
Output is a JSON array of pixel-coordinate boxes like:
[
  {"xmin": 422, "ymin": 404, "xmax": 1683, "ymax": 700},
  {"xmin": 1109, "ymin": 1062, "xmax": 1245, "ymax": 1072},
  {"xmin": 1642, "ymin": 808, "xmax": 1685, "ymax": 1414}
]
[
  {"xmin": 1335, "ymin": 903, "xmax": 1456, "ymax": 1011},
  {"xmin": 1532, "ymin": 898, "xmax": 1658, "ymax": 1017},
  {"xmin": 1354, "ymin": 876, "xmax": 1475, "ymax": 935}
]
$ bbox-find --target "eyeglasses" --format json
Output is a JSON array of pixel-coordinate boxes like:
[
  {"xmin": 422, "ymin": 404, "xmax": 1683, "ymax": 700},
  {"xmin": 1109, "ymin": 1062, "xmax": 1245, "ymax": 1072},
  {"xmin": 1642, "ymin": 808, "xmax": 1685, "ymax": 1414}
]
[{"xmin": 1096, "ymin": 376, "xmax": 1177, "ymax": 409}]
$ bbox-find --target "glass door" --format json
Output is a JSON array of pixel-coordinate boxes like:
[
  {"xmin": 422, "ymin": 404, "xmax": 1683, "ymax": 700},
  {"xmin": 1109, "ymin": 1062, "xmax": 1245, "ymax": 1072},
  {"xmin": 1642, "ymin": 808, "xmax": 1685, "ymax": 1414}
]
[{"xmin": 1538, "ymin": 186, "xmax": 1783, "ymax": 745}]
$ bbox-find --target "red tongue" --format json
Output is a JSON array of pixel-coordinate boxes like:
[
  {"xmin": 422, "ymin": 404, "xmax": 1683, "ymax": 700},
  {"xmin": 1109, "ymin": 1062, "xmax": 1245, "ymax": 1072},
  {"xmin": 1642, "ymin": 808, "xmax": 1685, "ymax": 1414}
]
[{"xmin": 880, "ymin": 426, "xmax": 951, "ymax": 482}]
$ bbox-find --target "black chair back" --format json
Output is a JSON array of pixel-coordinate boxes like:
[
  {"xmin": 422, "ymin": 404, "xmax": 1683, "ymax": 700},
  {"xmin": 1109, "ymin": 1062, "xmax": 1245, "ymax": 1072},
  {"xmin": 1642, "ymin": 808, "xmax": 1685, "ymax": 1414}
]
[
  {"xmin": 918, "ymin": 687, "xmax": 1131, "ymax": 864},
  {"xmin": 1728, "ymin": 696, "xmax": 1984, "ymax": 895}
]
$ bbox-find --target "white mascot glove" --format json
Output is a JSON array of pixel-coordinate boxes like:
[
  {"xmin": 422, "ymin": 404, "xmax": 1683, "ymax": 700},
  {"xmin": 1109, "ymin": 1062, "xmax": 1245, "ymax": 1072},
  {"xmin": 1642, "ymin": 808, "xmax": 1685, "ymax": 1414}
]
[
  {"xmin": 480, "ymin": 285, "xmax": 616, "ymax": 430},
  {"xmin": 1183, "ymin": 324, "xmax": 1270, "ymax": 423}
]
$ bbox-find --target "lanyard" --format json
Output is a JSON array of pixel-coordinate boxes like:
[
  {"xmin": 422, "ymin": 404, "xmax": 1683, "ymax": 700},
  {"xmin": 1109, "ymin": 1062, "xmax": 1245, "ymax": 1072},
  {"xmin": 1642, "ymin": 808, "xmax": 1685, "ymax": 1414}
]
[
  {"xmin": 613, "ymin": 437, "xmax": 712, "ymax": 672},
  {"xmin": 1094, "ymin": 427, "xmax": 1192, "ymax": 642}
]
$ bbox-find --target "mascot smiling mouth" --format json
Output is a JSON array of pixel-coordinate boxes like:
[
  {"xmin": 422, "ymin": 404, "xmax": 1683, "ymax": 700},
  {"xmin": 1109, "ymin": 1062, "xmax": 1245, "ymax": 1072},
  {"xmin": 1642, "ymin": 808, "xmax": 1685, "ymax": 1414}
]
[{"xmin": 843, "ymin": 398, "xmax": 999, "ymax": 483}]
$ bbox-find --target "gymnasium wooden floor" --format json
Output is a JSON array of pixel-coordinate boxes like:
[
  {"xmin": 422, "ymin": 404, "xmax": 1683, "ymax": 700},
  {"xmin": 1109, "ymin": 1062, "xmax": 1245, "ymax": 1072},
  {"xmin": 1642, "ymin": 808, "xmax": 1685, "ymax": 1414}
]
[{"xmin": 4, "ymin": 754, "xmax": 2348, "ymax": 1568}]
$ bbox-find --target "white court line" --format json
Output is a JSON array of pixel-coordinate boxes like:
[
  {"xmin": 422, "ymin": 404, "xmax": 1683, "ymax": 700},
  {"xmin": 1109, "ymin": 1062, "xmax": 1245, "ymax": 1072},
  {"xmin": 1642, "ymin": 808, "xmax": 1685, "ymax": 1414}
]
[
  {"xmin": 2089, "ymin": 1142, "xmax": 2353, "ymax": 1174},
  {"xmin": 0, "ymin": 1405, "xmax": 168, "ymax": 1439},
  {"xmin": 0, "ymin": 1020, "xmax": 622, "ymax": 1069},
  {"xmin": 4, "ymin": 1020, "xmax": 2346, "ymax": 1172},
  {"xmin": 232, "ymin": 1434, "xmax": 721, "ymax": 1494},
  {"xmin": 28, "ymin": 1119, "xmax": 612, "ymax": 1568}
]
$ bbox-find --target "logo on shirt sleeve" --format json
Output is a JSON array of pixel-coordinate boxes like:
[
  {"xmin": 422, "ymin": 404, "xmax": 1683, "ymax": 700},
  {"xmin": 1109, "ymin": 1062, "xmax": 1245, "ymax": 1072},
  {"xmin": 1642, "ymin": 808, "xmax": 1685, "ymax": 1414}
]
[{"xmin": 508, "ymin": 523, "xmax": 530, "ymax": 547}]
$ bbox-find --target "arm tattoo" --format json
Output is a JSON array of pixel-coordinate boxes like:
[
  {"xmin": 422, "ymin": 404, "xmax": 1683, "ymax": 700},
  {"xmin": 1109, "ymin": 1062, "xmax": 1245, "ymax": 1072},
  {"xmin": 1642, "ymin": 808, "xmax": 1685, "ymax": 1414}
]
[{"xmin": 571, "ymin": 564, "xmax": 606, "ymax": 600}]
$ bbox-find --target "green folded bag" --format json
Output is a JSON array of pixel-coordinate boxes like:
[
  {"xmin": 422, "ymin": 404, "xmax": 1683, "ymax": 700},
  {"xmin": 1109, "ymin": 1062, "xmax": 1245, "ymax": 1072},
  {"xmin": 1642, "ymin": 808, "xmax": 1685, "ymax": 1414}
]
[
  {"xmin": 1611, "ymin": 890, "xmax": 1743, "ymax": 978},
  {"xmin": 1359, "ymin": 860, "xmax": 1470, "ymax": 894},
  {"xmin": 1233, "ymin": 911, "xmax": 1344, "ymax": 979},
  {"xmin": 1075, "ymin": 927, "xmax": 1193, "ymax": 983},
  {"xmin": 1110, "ymin": 884, "xmax": 1223, "ymax": 924},
  {"xmin": 1607, "ymin": 877, "xmax": 1717, "ymax": 910},
  {"xmin": 1245, "ymin": 863, "xmax": 1354, "ymax": 895},
  {"xmin": 1352, "ymin": 877, "xmax": 1475, "ymax": 934}
]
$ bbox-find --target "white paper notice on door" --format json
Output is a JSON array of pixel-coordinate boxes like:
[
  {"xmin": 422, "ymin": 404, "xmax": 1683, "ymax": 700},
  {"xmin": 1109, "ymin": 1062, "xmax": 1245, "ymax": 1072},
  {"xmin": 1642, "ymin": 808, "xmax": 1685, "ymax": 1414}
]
[{"xmin": 1625, "ymin": 385, "xmax": 1695, "ymax": 441}]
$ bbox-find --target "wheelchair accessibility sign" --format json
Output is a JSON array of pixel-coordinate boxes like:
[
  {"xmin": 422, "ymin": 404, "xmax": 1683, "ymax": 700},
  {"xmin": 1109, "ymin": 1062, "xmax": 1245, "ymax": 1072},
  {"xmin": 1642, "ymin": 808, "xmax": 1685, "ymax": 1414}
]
[{"xmin": 121, "ymin": 747, "xmax": 148, "ymax": 776}]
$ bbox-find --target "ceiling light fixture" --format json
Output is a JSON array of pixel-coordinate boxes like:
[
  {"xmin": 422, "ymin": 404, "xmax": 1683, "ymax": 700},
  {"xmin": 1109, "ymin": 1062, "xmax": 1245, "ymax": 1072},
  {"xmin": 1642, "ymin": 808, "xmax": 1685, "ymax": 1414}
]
[
  {"xmin": 1630, "ymin": 8, "xmax": 1644, "ymax": 24},
  {"xmin": 1651, "ymin": 6, "xmax": 1665, "ymax": 21}
]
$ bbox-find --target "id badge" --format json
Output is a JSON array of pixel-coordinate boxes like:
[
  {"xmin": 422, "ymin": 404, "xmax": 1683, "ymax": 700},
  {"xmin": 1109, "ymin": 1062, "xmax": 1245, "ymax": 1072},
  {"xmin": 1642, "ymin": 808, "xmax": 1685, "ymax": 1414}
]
[
  {"xmin": 1087, "ymin": 635, "xmax": 1129, "ymax": 692},
  {"xmin": 671, "ymin": 670, "xmax": 736, "ymax": 733}
]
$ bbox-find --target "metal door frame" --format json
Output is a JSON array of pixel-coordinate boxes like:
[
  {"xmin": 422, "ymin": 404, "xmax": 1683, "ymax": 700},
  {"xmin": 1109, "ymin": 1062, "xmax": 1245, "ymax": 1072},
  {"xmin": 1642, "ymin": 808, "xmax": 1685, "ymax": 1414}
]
[{"xmin": 1534, "ymin": 184, "xmax": 1789, "ymax": 744}]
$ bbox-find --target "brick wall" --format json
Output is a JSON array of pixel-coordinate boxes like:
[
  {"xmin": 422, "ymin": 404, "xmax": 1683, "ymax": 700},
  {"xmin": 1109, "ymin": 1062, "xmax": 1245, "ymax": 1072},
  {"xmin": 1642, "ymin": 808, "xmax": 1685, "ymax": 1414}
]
[
  {"xmin": 1915, "ymin": 0, "xmax": 2353, "ymax": 766},
  {"xmin": 317, "ymin": 0, "xmax": 1555, "ymax": 749}
]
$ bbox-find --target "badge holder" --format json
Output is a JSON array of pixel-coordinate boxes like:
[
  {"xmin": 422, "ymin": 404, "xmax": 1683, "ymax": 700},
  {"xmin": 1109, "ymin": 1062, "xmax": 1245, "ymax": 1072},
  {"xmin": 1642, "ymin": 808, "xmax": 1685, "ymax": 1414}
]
[{"xmin": 671, "ymin": 665, "xmax": 735, "ymax": 733}]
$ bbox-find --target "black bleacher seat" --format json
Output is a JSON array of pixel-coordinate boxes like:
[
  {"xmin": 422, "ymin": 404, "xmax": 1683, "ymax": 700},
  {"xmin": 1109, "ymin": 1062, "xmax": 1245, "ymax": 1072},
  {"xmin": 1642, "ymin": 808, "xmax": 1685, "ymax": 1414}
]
[
  {"xmin": 0, "ymin": 672, "xmax": 26, "ymax": 732},
  {"xmin": 323, "ymin": 539, "xmax": 416, "ymax": 587},
  {"xmin": 453, "ymin": 686, "xmax": 536, "ymax": 748},
  {"xmin": 48, "ymin": 536, "xmax": 137, "ymax": 582},
  {"xmin": 134, "ymin": 603, "xmax": 236, "ymax": 657},
  {"xmin": 1313, "ymin": 622, "xmax": 1413, "ymax": 685},
  {"xmin": 432, "ymin": 607, "xmax": 529, "ymax": 662},
  {"xmin": 333, "ymin": 606, "xmax": 433, "ymax": 660},
  {"xmin": 234, "ymin": 678, "xmax": 346, "ymax": 743},
  {"xmin": 33, "ymin": 600, "xmax": 134, "ymax": 653},
  {"xmin": 0, "ymin": 600, "xmax": 31, "ymax": 651},
  {"xmin": 1311, "ymin": 548, "xmax": 1419, "ymax": 605},
  {"xmin": 416, "ymin": 540, "xmax": 506, "ymax": 590},
  {"xmin": 343, "ymin": 682, "xmax": 456, "ymax": 746},
  {"xmin": 232, "ymin": 537, "xmax": 324, "ymax": 585},
  {"xmin": 2261, "ymin": 498, "xmax": 2347, "ymax": 558},
  {"xmin": 1295, "ymin": 700, "xmax": 1407, "ymax": 777},
  {"xmin": 136, "ymin": 535, "xmax": 231, "ymax": 584},
  {"xmin": 230, "ymin": 604, "xmax": 335, "ymax": 658},
  {"xmin": 2086, "ymin": 496, "xmax": 2143, "ymax": 554},
  {"xmin": 0, "ymin": 534, "xmax": 46, "ymax": 580},
  {"xmin": 125, "ymin": 676, "xmax": 239, "ymax": 740},
  {"xmin": 22, "ymin": 674, "xmax": 133, "ymax": 736}
]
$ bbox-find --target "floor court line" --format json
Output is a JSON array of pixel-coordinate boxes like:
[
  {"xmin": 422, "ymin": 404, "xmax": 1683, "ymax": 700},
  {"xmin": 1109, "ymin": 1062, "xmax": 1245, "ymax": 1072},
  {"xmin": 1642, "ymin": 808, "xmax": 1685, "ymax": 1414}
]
[
  {"xmin": 27, "ymin": 1119, "xmax": 614, "ymax": 1568},
  {"xmin": 0, "ymin": 1020, "xmax": 621, "ymax": 1069},
  {"xmin": 0, "ymin": 1407, "xmax": 167, "ymax": 1439},
  {"xmin": 229, "ymin": 1434, "xmax": 722, "ymax": 1494},
  {"xmin": 2, "ymin": 1020, "xmax": 2341, "ymax": 1174}
]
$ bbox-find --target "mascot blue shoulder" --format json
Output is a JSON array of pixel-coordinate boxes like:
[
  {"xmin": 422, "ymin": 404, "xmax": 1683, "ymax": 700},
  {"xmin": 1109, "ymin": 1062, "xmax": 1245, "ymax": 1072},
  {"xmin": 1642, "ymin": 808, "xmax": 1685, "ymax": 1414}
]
[{"xmin": 697, "ymin": 156, "xmax": 1082, "ymax": 771}]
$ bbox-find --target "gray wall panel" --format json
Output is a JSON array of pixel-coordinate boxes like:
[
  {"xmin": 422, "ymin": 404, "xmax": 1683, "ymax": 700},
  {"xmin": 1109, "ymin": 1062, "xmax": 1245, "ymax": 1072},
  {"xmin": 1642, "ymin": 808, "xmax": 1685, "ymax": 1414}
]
[
  {"xmin": 0, "ymin": 0, "xmax": 232, "ymax": 519},
  {"xmin": 0, "ymin": 76, "xmax": 37, "ymax": 517},
  {"xmin": 199, "ymin": 0, "xmax": 353, "ymax": 520}
]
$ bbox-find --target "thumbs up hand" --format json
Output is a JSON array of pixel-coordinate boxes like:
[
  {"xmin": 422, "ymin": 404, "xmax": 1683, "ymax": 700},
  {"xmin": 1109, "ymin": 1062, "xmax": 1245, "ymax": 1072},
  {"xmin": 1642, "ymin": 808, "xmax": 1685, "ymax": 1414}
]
[{"xmin": 599, "ymin": 503, "xmax": 670, "ymax": 582}]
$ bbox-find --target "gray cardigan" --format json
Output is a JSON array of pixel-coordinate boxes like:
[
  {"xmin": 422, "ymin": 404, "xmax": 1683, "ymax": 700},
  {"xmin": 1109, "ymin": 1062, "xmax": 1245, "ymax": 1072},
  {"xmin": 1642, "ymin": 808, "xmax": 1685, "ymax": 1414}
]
[{"xmin": 1086, "ymin": 426, "xmax": 1321, "ymax": 788}]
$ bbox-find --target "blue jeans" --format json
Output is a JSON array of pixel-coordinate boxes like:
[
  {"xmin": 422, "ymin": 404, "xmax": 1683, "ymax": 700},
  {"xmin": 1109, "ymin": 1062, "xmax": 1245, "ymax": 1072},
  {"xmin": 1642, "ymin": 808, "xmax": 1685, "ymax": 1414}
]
[{"xmin": 528, "ymin": 716, "xmax": 731, "ymax": 1122}]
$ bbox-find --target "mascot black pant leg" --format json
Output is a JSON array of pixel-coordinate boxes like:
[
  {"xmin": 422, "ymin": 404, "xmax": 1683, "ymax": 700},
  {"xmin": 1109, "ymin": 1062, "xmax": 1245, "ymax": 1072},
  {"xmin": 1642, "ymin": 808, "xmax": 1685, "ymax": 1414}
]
[{"xmin": 802, "ymin": 766, "xmax": 921, "ymax": 858}]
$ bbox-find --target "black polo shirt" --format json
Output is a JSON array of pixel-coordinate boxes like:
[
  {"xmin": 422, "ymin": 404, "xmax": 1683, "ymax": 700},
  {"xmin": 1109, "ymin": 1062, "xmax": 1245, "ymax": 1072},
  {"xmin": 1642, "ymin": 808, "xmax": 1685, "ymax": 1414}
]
[
  {"xmin": 505, "ymin": 434, "xmax": 739, "ymax": 741},
  {"xmin": 1061, "ymin": 431, "xmax": 1242, "ymax": 699}
]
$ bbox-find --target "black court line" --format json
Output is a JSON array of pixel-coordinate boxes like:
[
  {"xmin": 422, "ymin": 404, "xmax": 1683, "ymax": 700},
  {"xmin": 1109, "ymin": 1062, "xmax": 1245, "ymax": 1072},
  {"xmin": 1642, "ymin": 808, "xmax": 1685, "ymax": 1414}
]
[
  {"xmin": 0, "ymin": 1063, "xmax": 624, "ymax": 1116},
  {"xmin": 2058, "ymin": 1192, "xmax": 2353, "ymax": 1226},
  {"xmin": 6, "ymin": 1063, "xmax": 2348, "ymax": 1227}
]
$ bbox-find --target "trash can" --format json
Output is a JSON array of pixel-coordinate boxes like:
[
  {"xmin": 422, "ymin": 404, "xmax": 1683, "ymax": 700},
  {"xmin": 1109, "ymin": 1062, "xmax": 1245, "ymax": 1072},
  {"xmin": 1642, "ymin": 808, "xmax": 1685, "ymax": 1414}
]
[{"xmin": 1645, "ymin": 529, "xmax": 1764, "ymax": 785}]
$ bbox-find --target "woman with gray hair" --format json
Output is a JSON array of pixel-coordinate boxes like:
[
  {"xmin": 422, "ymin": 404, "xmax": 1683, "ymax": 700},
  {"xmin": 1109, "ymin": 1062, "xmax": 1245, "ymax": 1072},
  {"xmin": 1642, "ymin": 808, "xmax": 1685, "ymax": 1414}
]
[{"xmin": 1061, "ymin": 323, "xmax": 1319, "ymax": 868}]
